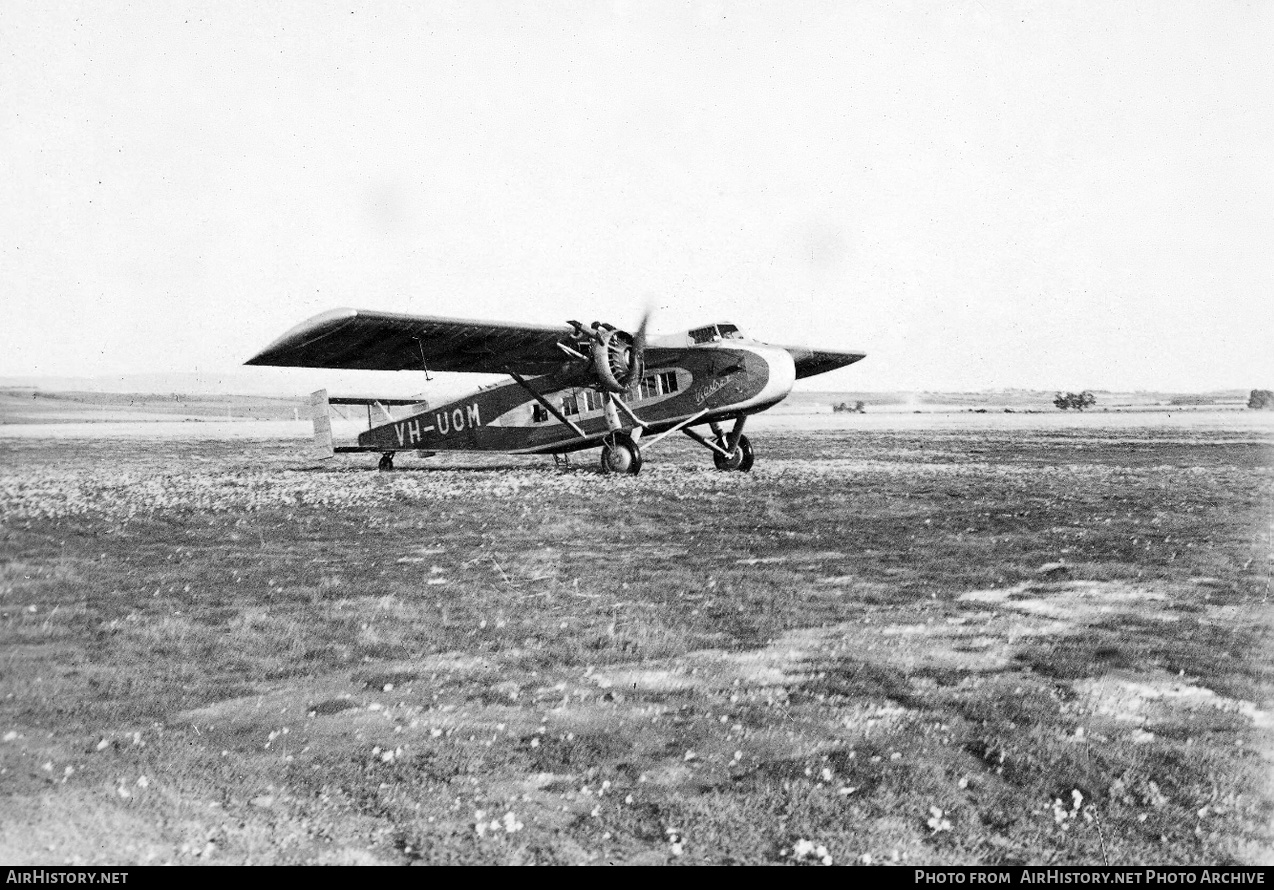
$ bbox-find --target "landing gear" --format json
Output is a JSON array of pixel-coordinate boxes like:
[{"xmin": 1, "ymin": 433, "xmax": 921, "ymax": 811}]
[
  {"xmin": 378, "ymin": 452, "xmax": 395, "ymax": 471},
  {"xmin": 600, "ymin": 431, "xmax": 643, "ymax": 475},
  {"xmin": 713, "ymin": 433, "xmax": 754, "ymax": 472},
  {"xmin": 682, "ymin": 417, "xmax": 755, "ymax": 472}
]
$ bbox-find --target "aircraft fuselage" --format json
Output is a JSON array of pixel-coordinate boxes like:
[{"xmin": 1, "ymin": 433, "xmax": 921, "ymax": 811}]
[{"xmin": 356, "ymin": 341, "xmax": 796, "ymax": 455}]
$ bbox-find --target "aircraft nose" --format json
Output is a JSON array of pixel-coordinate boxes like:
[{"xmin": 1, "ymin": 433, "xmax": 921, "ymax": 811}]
[{"xmin": 750, "ymin": 343, "xmax": 796, "ymax": 410}]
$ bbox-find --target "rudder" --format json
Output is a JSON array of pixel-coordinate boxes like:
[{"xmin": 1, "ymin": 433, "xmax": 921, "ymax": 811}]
[{"xmin": 310, "ymin": 389, "xmax": 335, "ymax": 459}]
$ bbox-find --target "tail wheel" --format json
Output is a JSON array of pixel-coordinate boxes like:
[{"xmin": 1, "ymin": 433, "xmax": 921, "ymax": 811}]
[
  {"xmin": 600, "ymin": 431, "xmax": 643, "ymax": 476},
  {"xmin": 378, "ymin": 452, "xmax": 395, "ymax": 472},
  {"xmin": 713, "ymin": 434, "xmax": 754, "ymax": 472}
]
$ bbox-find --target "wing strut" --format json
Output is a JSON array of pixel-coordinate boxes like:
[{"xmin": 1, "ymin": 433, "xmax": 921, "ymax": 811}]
[
  {"xmin": 681, "ymin": 426, "xmax": 733, "ymax": 458},
  {"xmin": 607, "ymin": 393, "xmax": 649, "ymax": 431},
  {"xmin": 414, "ymin": 338, "xmax": 434, "ymax": 381},
  {"xmin": 508, "ymin": 373, "xmax": 588, "ymax": 439},
  {"xmin": 636, "ymin": 409, "xmax": 710, "ymax": 452}
]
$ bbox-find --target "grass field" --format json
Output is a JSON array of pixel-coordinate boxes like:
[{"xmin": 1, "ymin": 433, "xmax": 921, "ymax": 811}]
[{"xmin": 1, "ymin": 418, "xmax": 1271, "ymax": 865}]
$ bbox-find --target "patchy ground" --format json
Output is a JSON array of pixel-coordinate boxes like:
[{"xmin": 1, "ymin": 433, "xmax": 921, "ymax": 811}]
[{"xmin": 0, "ymin": 419, "xmax": 1270, "ymax": 864}]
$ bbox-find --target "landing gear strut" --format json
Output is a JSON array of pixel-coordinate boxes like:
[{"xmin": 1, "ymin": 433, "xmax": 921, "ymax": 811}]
[
  {"xmin": 682, "ymin": 417, "xmax": 755, "ymax": 472},
  {"xmin": 713, "ymin": 433, "xmax": 754, "ymax": 472},
  {"xmin": 378, "ymin": 452, "xmax": 395, "ymax": 471},
  {"xmin": 600, "ymin": 431, "xmax": 643, "ymax": 476}
]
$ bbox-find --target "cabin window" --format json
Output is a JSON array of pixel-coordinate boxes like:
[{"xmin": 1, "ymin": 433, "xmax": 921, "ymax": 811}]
[
  {"xmin": 634, "ymin": 371, "xmax": 681, "ymax": 401},
  {"xmin": 561, "ymin": 394, "xmax": 579, "ymax": 416},
  {"xmin": 717, "ymin": 323, "xmax": 742, "ymax": 340},
  {"xmin": 532, "ymin": 404, "xmax": 549, "ymax": 423},
  {"xmin": 582, "ymin": 389, "xmax": 605, "ymax": 412}
]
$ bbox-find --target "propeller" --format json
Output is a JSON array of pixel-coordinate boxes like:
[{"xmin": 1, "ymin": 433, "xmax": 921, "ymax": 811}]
[
  {"xmin": 621, "ymin": 303, "xmax": 655, "ymax": 394},
  {"xmin": 631, "ymin": 304, "xmax": 651, "ymax": 378}
]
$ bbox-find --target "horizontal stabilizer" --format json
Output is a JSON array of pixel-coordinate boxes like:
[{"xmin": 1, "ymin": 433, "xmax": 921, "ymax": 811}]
[{"xmin": 327, "ymin": 396, "xmax": 424, "ymax": 406}]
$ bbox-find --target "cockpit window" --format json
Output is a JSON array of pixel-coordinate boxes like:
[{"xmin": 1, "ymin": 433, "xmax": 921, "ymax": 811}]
[{"xmin": 690, "ymin": 323, "xmax": 745, "ymax": 343}]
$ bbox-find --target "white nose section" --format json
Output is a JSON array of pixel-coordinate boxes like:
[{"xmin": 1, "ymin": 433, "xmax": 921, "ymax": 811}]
[{"xmin": 733, "ymin": 344, "xmax": 796, "ymax": 412}]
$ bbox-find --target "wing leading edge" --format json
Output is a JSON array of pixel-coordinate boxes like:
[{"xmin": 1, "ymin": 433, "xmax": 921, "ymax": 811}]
[{"xmin": 245, "ymin": 308, "xmax": 575, "ymax": 376}]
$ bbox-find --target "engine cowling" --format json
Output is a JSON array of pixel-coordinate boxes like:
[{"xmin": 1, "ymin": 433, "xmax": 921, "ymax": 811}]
[{"xmin": 589, "ymin": 326, "xmax": 644, "ymax": 393}]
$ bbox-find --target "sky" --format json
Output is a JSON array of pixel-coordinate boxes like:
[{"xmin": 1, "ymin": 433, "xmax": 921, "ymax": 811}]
[{"xmin": 3, "ymin": 1, "xmax": 1272, "ymax": 393}]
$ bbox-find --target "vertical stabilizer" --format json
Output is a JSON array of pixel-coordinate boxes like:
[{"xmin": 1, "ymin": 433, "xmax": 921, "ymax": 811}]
[{"xmin": 310, "ymin": 389, "xmax": 335, "ymax": 459}]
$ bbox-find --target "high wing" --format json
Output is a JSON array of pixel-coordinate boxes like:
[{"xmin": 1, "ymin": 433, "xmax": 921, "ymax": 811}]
[
  {"xmin": 245, "ymin": 308, "xmax": 575, "ymax": 375},
  {"xmin": 780, "ymin": 345, "xmax": 868, "ymax": 379}
]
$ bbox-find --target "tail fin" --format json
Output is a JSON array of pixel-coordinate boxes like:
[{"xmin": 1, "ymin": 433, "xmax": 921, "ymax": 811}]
[{"xmin": 310, "ymin": 389, "xmax": 335, "ymax": 460}]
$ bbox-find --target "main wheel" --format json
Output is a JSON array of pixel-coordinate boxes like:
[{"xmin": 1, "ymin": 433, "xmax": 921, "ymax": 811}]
[
  {"xmin": 378, "ymin": 452, "xmax": 395, "ymax": 471},
  {"xmin": 600, "ymin": 431, "xmax": 643, "ymax": 475},
  {"xmin": 713, "ymin": 434, "xmax": 754, "ymax": 472}
]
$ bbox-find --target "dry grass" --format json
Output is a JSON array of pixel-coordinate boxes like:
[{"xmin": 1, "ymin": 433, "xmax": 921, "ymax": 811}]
[{"xmin": 0, "ymin": 422, "xmax": 1270, "ymax": 865}]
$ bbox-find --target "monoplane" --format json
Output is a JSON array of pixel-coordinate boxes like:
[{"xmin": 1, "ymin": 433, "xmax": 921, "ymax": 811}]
[{"xmin": 246, "ymin": 309, "xmax": 865, "ymax": 474}]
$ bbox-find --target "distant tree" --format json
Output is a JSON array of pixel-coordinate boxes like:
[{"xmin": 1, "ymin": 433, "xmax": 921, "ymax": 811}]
[
  {"xmin": 1248, "ymin": 389, "xmax": 1274, "ymax": 410},
  {"xmin": 1053, "ymin": 391, "xmax": 1097, "ymax": 411}
]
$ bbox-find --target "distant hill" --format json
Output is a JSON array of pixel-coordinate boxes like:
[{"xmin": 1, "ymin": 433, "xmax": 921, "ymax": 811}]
[
  {"xmin": 0, "ymin": 388, "xmax": 303, "ymax": 424},
  {"xmin": 0, "ymin": 382, "xmax": 1254, "ymax": 425},
  {"xmin": 0, "ymin": 373, "xmax": 1253, "ymax": 405},
  {"xmin": 776, "ymin": 389, "xmax": 1251, "ymax": 413}
]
